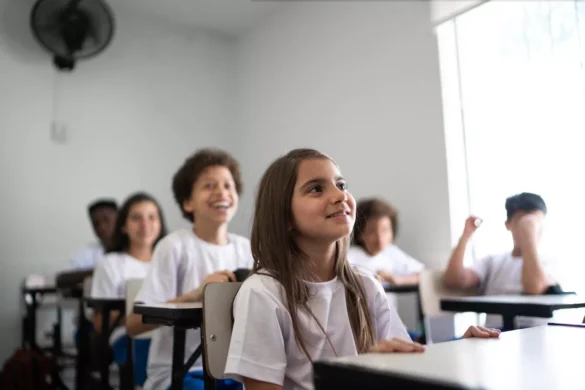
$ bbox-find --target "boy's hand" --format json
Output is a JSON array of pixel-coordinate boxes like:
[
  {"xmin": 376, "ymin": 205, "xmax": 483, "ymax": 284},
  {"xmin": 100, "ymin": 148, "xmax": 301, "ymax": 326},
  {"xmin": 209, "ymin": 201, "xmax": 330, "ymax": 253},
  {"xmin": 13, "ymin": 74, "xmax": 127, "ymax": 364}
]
[
  {"xmin": 462, "ymin": 326, "xmax": 501, "ymax": 339},
  {"xmin": 369, "ymin": 338, "xmax": 425, "ymax": 353},
  {"xmin": 462, "ymin": 216, "xmax": 482, "ymax": 238},
  {"xmin": 202, "ymin": 270, "xmax": 237, "ymax": 285},
  {"xmin": 515, "ymin": 214, "xmax": 542, "ymax": 249},
  {"xmin": 184, "ymin": 270, "xmax": 236, "ymax": 301},
  {"xmin": 376, "ymin": 270, "xmax": 396, "ymax": 284}
]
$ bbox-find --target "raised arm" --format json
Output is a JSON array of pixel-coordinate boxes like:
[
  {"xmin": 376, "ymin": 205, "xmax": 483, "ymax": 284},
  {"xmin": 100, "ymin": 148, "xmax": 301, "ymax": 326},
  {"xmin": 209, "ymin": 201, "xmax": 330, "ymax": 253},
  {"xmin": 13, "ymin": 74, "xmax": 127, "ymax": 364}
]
[
  {"xmin": 443, "ymin": 216, "xmax": 481, "ymax": 289},
  {"xmin": 514, "ymin": 214, "xmax": 554, "ymax": 295}
]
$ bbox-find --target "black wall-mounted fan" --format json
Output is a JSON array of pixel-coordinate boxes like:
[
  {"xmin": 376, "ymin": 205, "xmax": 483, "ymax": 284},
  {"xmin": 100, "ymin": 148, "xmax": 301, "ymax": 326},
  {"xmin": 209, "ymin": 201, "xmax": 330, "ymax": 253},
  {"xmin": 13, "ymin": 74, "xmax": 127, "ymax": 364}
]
[{"xmin": 30, "ymin": 0, "xmax": 115, "ymax": 71}]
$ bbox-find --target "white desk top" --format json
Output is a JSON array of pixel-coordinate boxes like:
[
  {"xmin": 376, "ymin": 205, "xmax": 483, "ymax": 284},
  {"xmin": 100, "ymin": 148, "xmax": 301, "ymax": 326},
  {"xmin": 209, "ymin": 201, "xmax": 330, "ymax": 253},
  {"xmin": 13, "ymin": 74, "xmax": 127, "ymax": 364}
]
[
  {"xmin": 134, "ymin": 302, "xmax": 202, "ymax": 310},
  {"xmin": 321, "ymin": 325, "xmax": 585, "ymax": 389},
  {"xmin": 443, "ymin": 294, "xmax": 585, "ymax": 305}
]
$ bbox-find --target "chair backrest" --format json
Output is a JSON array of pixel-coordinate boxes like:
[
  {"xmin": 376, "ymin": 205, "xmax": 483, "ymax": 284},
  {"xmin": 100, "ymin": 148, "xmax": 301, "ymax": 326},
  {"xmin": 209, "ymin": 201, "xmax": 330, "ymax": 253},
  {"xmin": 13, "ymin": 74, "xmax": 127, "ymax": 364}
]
[
  {"xmin": 82, "ymin": 276, "xmax": 93, "ymax": 298},
  {"xmin": 419, "ymin": 269, "xmax": 477, "ymax": 318},
  {"xmin": 418, "ymin": 269, "xmax": 478, "ymax": 344},
  {"xmin": 125, "ymin": 278, "xmax": 154, "ymax": 340},
  {"xmin": 202, "ymin": 282, "xmax": 242, "ymax": 380},
  {"xmin": 125, "ymin": 278, "xmax": 144, "ymax": 315},
  {"xmin": 56, "ymin": 269, "xmax": 93, "ymax": 290}
]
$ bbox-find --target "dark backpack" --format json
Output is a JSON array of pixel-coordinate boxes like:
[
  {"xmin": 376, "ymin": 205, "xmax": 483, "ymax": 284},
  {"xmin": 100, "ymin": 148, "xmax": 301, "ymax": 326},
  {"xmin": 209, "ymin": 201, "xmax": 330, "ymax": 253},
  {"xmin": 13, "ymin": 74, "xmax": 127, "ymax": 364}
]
[{"xmin": 0, "ymin": 348, "xmax": 56, "ymax": 390}]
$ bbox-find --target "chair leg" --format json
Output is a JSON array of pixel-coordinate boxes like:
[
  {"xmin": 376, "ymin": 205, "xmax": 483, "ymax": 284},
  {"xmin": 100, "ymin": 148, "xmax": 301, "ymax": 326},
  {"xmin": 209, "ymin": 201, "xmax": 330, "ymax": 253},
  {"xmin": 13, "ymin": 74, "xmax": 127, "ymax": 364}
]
[{"xmin": 119, "ymin": 337, "xmax": 135, "ymax": 390}]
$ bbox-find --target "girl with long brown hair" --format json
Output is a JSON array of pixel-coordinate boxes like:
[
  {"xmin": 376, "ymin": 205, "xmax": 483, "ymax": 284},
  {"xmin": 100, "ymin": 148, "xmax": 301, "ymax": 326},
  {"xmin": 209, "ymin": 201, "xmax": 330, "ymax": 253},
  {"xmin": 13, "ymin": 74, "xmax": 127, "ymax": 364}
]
[{"xmin": 224, "ymin": 149, "xmax": 500, "ymax": 390}]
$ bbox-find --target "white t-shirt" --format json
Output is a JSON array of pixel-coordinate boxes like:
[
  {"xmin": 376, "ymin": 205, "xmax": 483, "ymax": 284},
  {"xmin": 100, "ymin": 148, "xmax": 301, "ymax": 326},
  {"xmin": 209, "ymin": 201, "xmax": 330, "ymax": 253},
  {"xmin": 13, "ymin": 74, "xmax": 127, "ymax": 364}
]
[
  {"xmin": 224, "ymin": 272, "xmax": 410, "ymax": 390},
  {"xmin": 347, "ymin": 245, "xmax": 425, "ymax": 279},
  {"xmin": 470, "ymin": 252, "xmax": 559, "ymax": 328},
  {"xmin": 71, "ymin": 242, "xmax": 104, "ymax": 270},
  {"xmin": 91, "ymin": 252, "xmax": 151, "ymax": 343},
  {"xmin": 135, "ymin": 228, "xmax": 253, "ymax": 390}
]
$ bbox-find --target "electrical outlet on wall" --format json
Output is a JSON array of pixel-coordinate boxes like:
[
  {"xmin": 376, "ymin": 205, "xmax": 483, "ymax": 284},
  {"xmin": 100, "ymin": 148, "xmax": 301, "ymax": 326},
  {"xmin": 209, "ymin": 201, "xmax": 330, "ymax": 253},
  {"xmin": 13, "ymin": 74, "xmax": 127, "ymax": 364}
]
[{"xmin": 50, "ymin": 121, "xmax": 67, "ymax": 144}]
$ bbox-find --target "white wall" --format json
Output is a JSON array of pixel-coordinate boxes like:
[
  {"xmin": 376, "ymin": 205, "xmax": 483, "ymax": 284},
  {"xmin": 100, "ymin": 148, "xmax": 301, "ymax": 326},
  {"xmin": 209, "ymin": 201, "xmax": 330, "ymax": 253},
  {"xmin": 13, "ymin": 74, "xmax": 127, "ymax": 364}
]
[
  {"xmin": 0, "ymin": 0, "xmax": 236, "ymax": 361},
  {"xmin": 430, "ymin": 0, "xmax": 487, "ymax": 25},
  {"xmin": 232, "ymin": 1, "xmax": 451, "ymax": 265},
  {"xmin": 231, "ymin": 1, "xmax": 451, "ymax": 329}
]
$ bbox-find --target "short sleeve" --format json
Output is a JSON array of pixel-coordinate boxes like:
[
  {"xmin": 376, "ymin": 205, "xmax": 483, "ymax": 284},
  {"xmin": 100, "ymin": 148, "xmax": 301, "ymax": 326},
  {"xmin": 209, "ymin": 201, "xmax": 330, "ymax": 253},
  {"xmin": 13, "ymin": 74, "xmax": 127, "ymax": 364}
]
[
  {"xmin": 370, "ymin": 278, "xmax": 411, "ymax": 342},
  {"xmin": 135, "ymin": 237, "xmax": 181, "ymax": 304},
  {"xmin": 72, "ymin": 246, "xmax": 97, "ymax": 270},
  {"xmin": 236, "ymin": 238, "xmax": 254, "ymax": 270},
  {"xmin": 91, "ymin": 257, "xmax": 120, "ymax": 298},
  {"xmin": 540, "ymin": 256, "xmax": 562, "ymax": 285},
  {"xmin": 388, "ymin": 246, "xmax": 425, "ymax": 275},
  {"xmin": 224, "ymin": 285, "xmax": 287, "ymax": 385},
  {"xmin": 470, "ymin": 255, "xmax": 492, "ymax": 285}
]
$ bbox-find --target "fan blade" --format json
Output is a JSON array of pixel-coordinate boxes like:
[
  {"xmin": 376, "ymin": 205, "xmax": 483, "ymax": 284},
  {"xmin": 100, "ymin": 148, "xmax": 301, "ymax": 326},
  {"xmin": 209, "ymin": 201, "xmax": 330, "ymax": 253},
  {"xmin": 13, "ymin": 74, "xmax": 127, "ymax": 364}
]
[{"xmin": 66, "ymin": 0, "xmax": 82, "ymax": 11}]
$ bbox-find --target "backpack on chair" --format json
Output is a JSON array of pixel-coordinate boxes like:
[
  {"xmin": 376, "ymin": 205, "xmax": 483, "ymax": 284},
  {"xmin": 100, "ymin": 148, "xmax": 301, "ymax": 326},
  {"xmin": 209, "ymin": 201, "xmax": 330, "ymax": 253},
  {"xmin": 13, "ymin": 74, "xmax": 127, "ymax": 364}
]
[{"xmin": 0, "ymin": 348, "xmax": 56, "ymax": 390}]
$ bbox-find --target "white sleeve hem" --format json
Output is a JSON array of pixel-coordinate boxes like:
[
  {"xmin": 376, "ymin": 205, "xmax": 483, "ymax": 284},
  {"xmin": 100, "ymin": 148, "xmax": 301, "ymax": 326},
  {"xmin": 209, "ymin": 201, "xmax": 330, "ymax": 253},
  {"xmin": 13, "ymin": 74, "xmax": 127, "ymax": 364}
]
[{"xmin": 224, "ymin": 355, "xmax": 285, "ymax": 386}]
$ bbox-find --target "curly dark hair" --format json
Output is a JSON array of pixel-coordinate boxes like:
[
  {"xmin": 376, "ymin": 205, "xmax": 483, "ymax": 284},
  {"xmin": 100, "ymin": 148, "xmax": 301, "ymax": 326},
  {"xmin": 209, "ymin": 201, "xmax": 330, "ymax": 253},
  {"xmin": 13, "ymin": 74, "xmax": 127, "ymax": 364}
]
[
  {"xmin": 172, "ymin": 148, "xmax": 243, "ymax": 222},
  {"xmin": 352, "ymin": 198, "xmax": 399, "ymax": 249}
]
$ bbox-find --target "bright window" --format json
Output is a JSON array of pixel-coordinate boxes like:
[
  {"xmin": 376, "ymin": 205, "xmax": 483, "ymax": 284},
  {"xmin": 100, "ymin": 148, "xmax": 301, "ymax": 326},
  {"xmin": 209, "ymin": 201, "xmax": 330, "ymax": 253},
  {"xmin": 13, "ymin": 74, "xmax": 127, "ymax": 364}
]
[{"xmin": 438, "ymin": 0, "xmax": 585, "ymax": 294}]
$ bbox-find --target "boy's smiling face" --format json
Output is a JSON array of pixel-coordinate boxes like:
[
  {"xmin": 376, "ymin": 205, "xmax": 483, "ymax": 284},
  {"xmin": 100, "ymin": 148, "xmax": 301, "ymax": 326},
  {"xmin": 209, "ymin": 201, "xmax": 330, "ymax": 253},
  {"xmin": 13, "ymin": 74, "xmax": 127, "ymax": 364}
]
[{"xmin": 183, "ymin": 165, "xmax": 239, "ymax": 225}]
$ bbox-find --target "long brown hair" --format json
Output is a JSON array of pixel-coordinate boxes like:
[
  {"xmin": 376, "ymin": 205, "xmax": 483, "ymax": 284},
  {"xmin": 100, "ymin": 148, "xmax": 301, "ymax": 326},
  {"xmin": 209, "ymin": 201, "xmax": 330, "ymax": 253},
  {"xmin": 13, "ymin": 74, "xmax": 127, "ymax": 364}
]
[{"xmin": 250, "ymin": 148, "xmax": 376, "ymax": 359}]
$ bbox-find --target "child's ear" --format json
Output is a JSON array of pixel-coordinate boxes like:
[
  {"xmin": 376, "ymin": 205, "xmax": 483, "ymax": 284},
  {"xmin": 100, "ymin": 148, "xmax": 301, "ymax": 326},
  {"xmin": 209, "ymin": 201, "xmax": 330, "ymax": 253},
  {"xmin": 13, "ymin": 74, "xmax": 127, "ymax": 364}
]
[
  {"xmin": 504, "ymin": 220, "xmax": 511, "ymax": 231},
  {"xmin": 183, "ymin": 199, "xmax": 194, "ymax": 214}
]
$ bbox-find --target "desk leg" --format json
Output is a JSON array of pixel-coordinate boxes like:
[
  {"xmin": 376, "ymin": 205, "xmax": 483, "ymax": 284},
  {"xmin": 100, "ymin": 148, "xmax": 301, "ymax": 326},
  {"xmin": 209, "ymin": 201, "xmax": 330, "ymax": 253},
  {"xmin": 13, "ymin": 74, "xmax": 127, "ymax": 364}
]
[
  {"xmin": 172, "ymin": 328, "xmax": 186, "ymax": 390},
  {"xmin": 75, "ymin": 298, "xmax": 90, "ymax": 390},
  {"xmin": 120, "ymin": 336, "xmax": 134, "ymax": 390},
  {"xmin": 25, "ymin": 293, "xmax": 39, "ymax": 350},
  {"xmin": 100, "ymin": 308, "xmax": 111, "ymax": 390},
  {"xmin": 502, "ymin": 315, "xmax": 516, "ymax": 331},
  {"xmin": 415, "ymin": 292, "xmax": 424, "ymax": 342}
]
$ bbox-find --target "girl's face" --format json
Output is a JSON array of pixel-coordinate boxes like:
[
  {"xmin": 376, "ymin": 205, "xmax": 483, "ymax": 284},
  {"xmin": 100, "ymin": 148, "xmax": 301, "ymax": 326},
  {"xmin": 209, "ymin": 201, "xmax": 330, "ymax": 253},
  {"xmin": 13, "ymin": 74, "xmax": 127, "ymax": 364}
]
[
  {"xmin": 123, "ymin": 201, "xmax": 162, "ymax": 249},
  {"xmin": 361, "ymin": 216, "xmax": 393, "ymax": 256},
  {"xmin": 291, "ymin": 158, "xmax": 356, "ymax": 243}
]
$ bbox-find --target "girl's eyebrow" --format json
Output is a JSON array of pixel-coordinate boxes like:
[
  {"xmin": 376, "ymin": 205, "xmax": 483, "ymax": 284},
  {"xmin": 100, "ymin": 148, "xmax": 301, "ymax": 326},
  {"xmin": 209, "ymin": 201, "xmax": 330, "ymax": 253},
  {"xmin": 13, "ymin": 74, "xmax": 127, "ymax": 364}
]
[{"xmin": 299, "ymin": 176, "xmax": 344, "ymax": 190}]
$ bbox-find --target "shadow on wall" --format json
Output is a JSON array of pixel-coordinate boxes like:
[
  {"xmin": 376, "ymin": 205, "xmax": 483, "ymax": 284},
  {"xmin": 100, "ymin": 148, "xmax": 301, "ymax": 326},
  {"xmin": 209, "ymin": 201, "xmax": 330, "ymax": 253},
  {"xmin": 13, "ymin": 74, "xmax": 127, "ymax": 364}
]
[{"xmin": 0, "ymin": 0, "xmax": 47, "ymax": 63}]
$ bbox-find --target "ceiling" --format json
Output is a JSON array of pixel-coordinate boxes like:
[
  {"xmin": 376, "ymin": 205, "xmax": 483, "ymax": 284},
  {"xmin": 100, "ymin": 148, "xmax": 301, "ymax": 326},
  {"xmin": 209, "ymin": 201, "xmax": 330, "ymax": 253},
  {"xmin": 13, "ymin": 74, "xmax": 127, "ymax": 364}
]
[{"xmin": 121, "ymin": 0, "xmax": 281, "ymax": 37}]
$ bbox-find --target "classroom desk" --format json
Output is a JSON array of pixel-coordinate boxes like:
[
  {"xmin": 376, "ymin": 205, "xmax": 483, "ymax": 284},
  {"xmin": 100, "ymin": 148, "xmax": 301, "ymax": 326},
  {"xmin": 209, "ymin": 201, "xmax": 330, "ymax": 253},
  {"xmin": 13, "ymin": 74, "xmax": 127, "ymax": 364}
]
[
  {"xmin": 134, "ymin": 302, "xmax": 207, "ymax": 390},
  {"xmin": 56, "ymin": 269, "xmax": 93, "ymax": 390},
  {"xmin": 440, "ymin": 294, "xmax": 585, "ymax": 331},
  {"xmin": 383, "ymin": 283, "xmax": 419, "ymax": 294},
  {"xmin": 314, "ymin": 324, "xmax": 585, "ymax": 390},
  {"xmin": 85, "ymin": 298, "xmax": 126, "ymax": 390},
  {"xmin": 21, "ymin": 285, "xmax": 58, "ymax": 350}
]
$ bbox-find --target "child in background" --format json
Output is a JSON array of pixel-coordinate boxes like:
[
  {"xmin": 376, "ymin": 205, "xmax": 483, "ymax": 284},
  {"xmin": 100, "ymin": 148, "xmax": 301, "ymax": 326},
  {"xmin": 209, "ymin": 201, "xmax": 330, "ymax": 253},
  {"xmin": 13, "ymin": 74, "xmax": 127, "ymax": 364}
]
[
  {"xmin": 127, "ymin": 149, "xmax": 252, "ymax": 390},
  {"xmin": 71, "ymin": 199, "xmax": 118, "ymax": 270},
  {"xmin": 224, "ymin": 148, "xmax": 500, "ymax": 390},
  {"xmin": 443, "ymin": 192, "xmax": 559, "ymax": 329},
  {"xmin": 349, "ymin": 198, "xmax": 424, "ymax": 285},
  {"xmin": 90, "ymin": 192, "xmax": 167, "ymax": 386}
]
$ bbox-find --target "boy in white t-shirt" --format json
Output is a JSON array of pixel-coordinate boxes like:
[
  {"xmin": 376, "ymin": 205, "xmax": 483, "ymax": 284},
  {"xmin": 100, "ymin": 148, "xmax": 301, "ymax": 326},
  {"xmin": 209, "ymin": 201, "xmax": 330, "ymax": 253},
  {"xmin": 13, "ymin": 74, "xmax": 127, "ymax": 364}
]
[
  {"xmin": 126, "ymin": 149, "xmax": 252, "ymax": 390},
  {"xmin": 443, "ymin": 192, "xmax": 559, "ymax": 328},
  {"xmin": 71, "ymin": 199, "xmax": 118, "ymax": 270}
]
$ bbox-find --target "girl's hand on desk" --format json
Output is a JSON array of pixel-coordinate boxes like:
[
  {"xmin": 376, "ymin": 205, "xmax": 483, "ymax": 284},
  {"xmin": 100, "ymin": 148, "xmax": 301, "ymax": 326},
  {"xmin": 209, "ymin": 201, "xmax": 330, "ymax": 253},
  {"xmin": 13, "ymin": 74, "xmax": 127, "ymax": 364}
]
[
  {"xmin": 462, "ymin": 326, "xmax": 501, "ymax": 339},
  {"xmin": 369, "ymin": 338, "xmax": 425, "ymax": 353}
]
